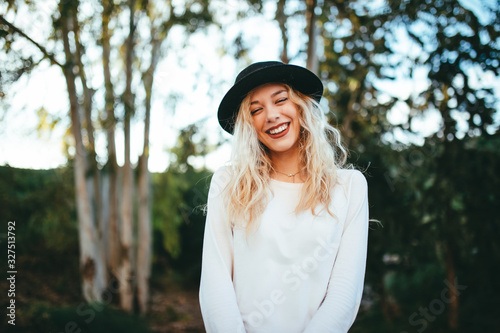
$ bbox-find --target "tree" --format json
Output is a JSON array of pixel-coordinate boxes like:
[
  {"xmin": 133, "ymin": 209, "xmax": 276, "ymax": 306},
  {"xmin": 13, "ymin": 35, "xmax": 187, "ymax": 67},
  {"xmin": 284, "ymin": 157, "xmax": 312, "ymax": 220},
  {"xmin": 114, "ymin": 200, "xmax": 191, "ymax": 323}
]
[
  {"xmin": 305, "ymin": 0, "xmax": 318, "ymax": 71},
  {"xmin": 314, "ymin": 0, "xmax": 499, "ymax": 331},
  {"xmin": 0, "ymin": 0, "xmax": 213, "ymax": 313},
  {"xmin": 381, "ymin": 0, "xmax": 499, "ymax": 329}
]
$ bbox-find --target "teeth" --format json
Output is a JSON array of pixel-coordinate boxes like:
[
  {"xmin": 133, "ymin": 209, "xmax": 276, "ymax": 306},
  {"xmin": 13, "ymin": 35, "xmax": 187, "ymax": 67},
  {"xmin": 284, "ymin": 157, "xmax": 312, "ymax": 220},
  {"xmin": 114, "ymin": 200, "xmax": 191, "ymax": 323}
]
[{"xmin": 269, "ymin": 123, "xmax": 289, "ymax": 135}]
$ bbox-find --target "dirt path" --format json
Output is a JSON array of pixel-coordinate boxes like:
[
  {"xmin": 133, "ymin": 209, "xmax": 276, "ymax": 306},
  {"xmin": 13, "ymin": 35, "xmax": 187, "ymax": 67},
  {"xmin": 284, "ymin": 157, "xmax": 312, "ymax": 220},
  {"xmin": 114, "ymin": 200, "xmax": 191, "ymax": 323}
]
[{"xmin": 148, "ymin": 285, "xmax": 205, "ymax": 333}]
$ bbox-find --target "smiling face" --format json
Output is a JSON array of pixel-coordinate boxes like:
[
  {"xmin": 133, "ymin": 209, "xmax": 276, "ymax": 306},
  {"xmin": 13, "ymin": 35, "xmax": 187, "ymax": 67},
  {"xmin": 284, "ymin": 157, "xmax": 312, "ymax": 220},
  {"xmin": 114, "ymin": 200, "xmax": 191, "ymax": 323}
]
[{"xmin": 248, "ymin": 83, "xmax": 301, "ymax": 158}]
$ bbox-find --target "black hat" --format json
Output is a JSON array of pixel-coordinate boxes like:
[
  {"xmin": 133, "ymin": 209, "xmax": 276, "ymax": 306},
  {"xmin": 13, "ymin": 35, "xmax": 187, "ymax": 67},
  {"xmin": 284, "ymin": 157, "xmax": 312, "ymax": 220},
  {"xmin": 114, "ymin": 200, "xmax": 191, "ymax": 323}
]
[{"xmin": 217, "ymin": 61, "xmax": 323, "ymax": 134}]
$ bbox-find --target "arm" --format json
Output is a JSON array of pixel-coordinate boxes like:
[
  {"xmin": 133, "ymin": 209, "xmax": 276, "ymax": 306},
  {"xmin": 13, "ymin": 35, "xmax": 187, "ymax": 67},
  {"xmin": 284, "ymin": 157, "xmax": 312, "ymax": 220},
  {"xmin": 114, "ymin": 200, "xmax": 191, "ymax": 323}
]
[
  {"xmin": 304, "ymin": 170, "xmax": 369, "ymax": 333},
  {"xmin": 199, "ymin": 169, "xmax": 246, "ymax": 333}
]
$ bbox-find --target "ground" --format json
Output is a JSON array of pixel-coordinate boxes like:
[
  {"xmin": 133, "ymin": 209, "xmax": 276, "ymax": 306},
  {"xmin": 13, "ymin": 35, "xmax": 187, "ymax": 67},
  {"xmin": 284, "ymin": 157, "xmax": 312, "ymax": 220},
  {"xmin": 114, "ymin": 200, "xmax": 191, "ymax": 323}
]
[
  {"xmin": 148, "ymin": 285, "xmax": 205, "ymax": 333},
  {"xmin": 0, "ymin": 254, "xmax": 206, "ymax": 332}
]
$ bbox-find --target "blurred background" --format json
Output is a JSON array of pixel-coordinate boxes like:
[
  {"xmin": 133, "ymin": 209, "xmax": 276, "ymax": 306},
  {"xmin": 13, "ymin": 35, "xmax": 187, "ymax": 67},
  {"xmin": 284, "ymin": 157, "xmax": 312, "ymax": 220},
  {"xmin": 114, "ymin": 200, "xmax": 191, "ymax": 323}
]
[{"xmin": 0, "ymin": 0, "xmax": 499, "ymax": 332}]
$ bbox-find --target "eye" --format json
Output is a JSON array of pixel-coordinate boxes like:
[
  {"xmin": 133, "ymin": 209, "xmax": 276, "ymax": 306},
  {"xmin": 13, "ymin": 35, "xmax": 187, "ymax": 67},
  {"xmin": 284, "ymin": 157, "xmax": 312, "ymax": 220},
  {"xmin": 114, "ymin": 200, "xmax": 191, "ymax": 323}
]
[
  {"xmin": 250, "ymin": 108, "xmax": 262, "ymax": 116},
  {"xmin": 276, "ymin": 97, "xmax": 288, "ymax": 104}
]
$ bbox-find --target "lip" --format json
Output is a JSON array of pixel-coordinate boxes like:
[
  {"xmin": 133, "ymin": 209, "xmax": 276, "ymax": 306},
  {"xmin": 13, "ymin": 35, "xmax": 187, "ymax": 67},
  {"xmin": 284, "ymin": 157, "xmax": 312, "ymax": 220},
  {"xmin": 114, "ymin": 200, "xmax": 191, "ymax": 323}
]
[{"xmin": 265, "ymin": 122, "xmax": 290, "ymax": 139}]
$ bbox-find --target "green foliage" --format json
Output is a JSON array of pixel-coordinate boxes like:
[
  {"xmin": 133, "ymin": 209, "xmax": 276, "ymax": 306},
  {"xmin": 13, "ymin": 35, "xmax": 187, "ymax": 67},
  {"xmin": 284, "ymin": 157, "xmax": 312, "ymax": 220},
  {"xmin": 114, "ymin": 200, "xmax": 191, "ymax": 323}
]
[
  {"xmin": 152, "ymin": 169, "xmax": 185, "ymax": 259},
  {"xmin": 352, "ymin": 135, "xmax": 500, "ymax": 331},
  {"xmin": 152, "ymin": 123, "xmax": 214, "ymax": 285},
  {"xmin": 316, "ymin": 0, "xmax": 499, "ymax": 330},
  {"xmin": 0, "ymin": 165, "xmax": 77, "ymax": 254},
  {"xmin": 385, "ymin": 0, "xmax": 500, "ymax": 138},
  {"xmin": 168, "ymin": 167, "xmax": 211, "ymax": 285},
  {"xmin": 172, "ymin": 0, "xmax": 214, "ymax": 32},
  {"xmin": 318, "ymin": 0, "xmax": 396, "ymax": 146},
  {"xmin": 385, "ymin": 263, "xmax": 445, "ymax": 305},
  {"xmin": 10, "ymin": 302, "xmax": 152, "ymax": 333},
  {"xmin": 0, "ymin": 161, "xmax": 209, "ymax": 329}
]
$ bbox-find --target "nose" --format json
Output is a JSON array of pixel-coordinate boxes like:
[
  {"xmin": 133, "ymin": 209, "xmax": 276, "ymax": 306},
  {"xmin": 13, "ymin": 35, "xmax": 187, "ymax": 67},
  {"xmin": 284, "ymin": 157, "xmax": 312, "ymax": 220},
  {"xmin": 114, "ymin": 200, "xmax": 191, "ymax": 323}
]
[{"xmin": 265, "ymin": 104, "xmax": 280, "ymax": 122}]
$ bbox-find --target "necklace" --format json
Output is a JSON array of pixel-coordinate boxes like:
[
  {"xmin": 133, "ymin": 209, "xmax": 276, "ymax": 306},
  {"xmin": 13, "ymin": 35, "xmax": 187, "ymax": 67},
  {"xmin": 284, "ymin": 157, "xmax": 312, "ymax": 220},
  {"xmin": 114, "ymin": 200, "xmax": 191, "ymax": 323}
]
[{"xmin": 274, "ymin": 169, "xmax": 301, "ymax": 178}]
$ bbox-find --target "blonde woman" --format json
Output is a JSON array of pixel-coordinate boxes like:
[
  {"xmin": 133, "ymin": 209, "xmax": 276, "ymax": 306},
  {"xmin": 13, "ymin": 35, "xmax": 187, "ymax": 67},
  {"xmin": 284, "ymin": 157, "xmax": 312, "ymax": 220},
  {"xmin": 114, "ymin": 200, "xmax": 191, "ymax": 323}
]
[{"xmin": 199, "ymin": 61, "xmax": 369, "ymax": 333}]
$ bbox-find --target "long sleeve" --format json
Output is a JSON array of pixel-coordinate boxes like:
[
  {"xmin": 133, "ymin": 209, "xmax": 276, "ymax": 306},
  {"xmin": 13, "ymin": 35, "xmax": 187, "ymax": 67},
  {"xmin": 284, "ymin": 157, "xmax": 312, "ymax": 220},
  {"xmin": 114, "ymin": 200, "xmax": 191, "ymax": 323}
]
[
  {"xmin": 199, "ymin": 168, "xmax": 246, "ymax": 333},
  {"xmin": 303, "ymin": 170, "xmax": 369, "ymax": 333}
]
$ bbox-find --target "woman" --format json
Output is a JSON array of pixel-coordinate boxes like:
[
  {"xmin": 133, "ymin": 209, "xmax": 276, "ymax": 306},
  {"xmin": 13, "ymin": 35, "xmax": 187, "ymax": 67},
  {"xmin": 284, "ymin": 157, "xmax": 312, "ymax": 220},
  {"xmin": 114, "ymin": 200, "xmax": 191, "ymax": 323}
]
[{"xmin": 199, "ymin": 61, "xmax": 369, "ymax": 333}]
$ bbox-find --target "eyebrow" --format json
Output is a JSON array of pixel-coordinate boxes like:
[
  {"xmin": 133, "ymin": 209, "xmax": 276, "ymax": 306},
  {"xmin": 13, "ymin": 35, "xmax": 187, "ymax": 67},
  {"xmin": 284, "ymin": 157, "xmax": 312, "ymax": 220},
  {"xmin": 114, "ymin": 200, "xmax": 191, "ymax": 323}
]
[{"xmin": 250, "ymin": 89, "xmax": 287, "ymax": 105}]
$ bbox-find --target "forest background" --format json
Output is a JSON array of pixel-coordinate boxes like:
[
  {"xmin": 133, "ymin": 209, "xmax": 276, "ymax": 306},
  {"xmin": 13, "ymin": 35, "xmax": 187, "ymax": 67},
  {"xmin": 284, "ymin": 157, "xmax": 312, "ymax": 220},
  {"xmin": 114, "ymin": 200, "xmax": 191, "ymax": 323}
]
[{"xmin": 0, "ymin": 0, "xmax": 499, "ymax": 332}]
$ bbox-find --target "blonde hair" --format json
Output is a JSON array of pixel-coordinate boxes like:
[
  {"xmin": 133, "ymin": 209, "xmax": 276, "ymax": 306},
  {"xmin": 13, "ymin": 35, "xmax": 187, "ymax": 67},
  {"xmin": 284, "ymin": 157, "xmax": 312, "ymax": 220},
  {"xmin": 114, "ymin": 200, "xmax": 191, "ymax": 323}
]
[{"xmin": 224, "ymin": 84, "xmax": 347, "ymax": 231}]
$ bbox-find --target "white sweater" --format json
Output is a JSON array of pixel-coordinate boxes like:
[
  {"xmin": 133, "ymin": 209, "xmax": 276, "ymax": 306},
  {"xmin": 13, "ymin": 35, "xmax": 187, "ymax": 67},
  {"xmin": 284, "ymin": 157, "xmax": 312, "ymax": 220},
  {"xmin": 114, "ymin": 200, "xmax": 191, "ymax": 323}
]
[{"xmin": 199, "ymin": 167, "xmax": 369, "ymax": 333}]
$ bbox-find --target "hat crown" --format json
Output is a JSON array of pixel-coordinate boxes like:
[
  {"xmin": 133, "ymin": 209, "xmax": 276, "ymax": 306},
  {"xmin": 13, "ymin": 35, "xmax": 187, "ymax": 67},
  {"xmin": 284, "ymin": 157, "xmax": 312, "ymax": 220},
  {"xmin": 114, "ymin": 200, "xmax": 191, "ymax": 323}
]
[{"xmin": 234, "ymin": 61, "xmax": 284, "ymax": 84}]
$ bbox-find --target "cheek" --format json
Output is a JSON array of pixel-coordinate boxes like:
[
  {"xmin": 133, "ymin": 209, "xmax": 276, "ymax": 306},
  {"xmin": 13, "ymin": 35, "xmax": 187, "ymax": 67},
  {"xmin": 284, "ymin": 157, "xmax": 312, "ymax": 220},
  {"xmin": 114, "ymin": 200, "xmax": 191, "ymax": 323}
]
[
  {"xmin": 251, "ymin": 115, "xmax": 265, "ymax": 131},
  {"xmin": 291, "ymin": 112, "xmax": 299, "ymax": 124},
  {"xmin": 287, "ymin": 105, "xmax": 300, "ymax": 121},
  {"xmin": 291, "ymin": 112, "xmax": 302, "ymax": 137},
  {"xmin": 250, "ymin": 117, "xmax": 265, "ymax": 141},
  {"xmin": 293, "ymin": 125, "xmax": 301, "ymax": 141}
]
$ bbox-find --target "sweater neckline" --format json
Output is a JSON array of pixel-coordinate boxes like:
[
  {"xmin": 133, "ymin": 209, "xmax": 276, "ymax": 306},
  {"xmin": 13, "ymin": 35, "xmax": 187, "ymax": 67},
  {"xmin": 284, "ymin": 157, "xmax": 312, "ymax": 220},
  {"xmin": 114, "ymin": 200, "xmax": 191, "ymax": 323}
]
[{"xmin": 270, "ymin": 178, "xmax": 304, "ymax": 187}]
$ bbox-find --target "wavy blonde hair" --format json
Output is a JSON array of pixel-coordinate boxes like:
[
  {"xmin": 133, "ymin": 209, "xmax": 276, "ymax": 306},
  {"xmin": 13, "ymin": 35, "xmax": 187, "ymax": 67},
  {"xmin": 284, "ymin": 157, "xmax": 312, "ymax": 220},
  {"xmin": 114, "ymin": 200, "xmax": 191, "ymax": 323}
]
[{"xmin": 224, "ymin": 84, "xmax": 347, "ymax": 231}]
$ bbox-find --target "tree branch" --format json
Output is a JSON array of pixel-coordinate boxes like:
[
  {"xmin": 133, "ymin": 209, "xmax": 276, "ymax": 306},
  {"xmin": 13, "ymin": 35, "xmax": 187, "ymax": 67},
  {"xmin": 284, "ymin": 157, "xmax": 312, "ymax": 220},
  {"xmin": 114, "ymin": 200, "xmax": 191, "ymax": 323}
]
[{"xmin": 0, "ymin": 15, "xmax": 64, "ymax": 68}]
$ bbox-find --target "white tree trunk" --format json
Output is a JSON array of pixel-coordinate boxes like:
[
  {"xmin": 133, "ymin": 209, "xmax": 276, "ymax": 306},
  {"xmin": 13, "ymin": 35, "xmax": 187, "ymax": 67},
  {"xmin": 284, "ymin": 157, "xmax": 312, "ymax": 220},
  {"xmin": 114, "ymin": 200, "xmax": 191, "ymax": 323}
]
[
  {"xmin": 102, "ymin": 0, "xmax": 120, "ymax": 278},
  {"xmin": 137, "ymin": 154, "xmax": 151, "ymax": 314},
  {"xmin": 119, "ymin": 158, "xmax": 134, "ymax": 311},
  {"xmin": 60, "ymin": 3, "xmax": 105, "ymax": 303},
  {"xmin": 136, "ymin": 35, "xmax": 158, "ymax": 312},
  {"xmin": 118, "ymin": 0, "xmax": 136, "ymax": 312}
]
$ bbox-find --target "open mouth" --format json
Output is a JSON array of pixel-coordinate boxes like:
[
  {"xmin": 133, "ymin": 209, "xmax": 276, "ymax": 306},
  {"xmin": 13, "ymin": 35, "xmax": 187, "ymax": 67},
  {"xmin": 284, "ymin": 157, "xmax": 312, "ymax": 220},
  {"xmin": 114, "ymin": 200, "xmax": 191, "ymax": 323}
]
[{"xmin": 266, "ymin": 122, "xmax": 290, "ymax": 135}]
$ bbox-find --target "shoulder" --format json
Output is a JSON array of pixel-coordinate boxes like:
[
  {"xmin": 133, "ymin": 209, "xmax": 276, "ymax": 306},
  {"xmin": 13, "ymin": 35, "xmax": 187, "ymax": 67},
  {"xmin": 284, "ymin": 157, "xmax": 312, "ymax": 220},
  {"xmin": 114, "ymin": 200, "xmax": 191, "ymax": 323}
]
[
  {"xmin": 335, "ymin": 169, "xmax": 368, "ymax": 216},
  {"xmin": 209, "ymin": 165, "xmax": 232, "ymax": 194},
  {"xmin": 336, "ymin": 168, "xmax": 368, "ymax": 192}
]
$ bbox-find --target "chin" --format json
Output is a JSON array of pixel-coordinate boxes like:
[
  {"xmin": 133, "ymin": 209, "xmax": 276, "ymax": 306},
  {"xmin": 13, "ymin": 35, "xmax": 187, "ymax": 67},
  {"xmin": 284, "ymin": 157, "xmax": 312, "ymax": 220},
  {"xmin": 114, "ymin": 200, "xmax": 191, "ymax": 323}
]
[{"xmin": 269, "ymin": 143, "xmax": 299, "ymax": 154}]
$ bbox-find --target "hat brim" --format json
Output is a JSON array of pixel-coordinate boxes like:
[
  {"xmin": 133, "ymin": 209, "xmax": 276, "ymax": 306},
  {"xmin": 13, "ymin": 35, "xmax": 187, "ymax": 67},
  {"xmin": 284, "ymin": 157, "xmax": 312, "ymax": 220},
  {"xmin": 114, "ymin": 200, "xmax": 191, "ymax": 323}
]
[{"xmin": 218, "ymin": 63, "xmax": 323, "ymax": 134}]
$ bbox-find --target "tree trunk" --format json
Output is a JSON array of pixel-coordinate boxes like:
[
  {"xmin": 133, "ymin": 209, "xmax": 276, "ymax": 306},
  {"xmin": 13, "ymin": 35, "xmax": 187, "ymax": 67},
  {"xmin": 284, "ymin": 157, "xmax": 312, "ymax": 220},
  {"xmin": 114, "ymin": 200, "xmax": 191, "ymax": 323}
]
[
  {"xmin": 444, "ymin": 240, "xmax": 459, "ymax": 330},
  {"xmin": 119, "ymin": 126, "xmax": 134, "ymax": 312},
  {"xmin": 136, "ymin": 25, "xmax": 162, "ymax": 312},
  {"xmin": 102, "ymin": 0, "xmax": 120, "ymax": 279},
  {"xmin": 137, "ymin": 134, "xmax": 151, "ymax": 314},
  {"xmin": 305, "ymin": 0, "xmax": 318, "ymax": 73},
  {"xmin": 443, "ymin": 191, "xmax": 460, "ymax": 330},
  {"xmin": 60, "ymin": 2, "xmax": 105, "ymax": 303},
  {"xmin": 118, "ymin": 0, "xmax": 136, "ymax": 312},
  {"xmin": 72, "ymin": 4, "xmax": 108, "ymax": 289},
  {"xmin": 275, "ymin": 0, "xmax": 290, "ymax": 64},
  {"xmin": 341, "ymin": 87, "xmax": 359, "ymax": 149}
]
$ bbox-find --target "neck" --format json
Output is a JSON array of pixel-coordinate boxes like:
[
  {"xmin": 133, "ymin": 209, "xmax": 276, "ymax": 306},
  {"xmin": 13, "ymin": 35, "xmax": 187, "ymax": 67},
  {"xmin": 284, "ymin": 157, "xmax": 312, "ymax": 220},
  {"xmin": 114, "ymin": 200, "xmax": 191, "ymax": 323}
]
[{"xmin": 269, "ymin": 149, "xmax": 303, "ymax": 183}]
